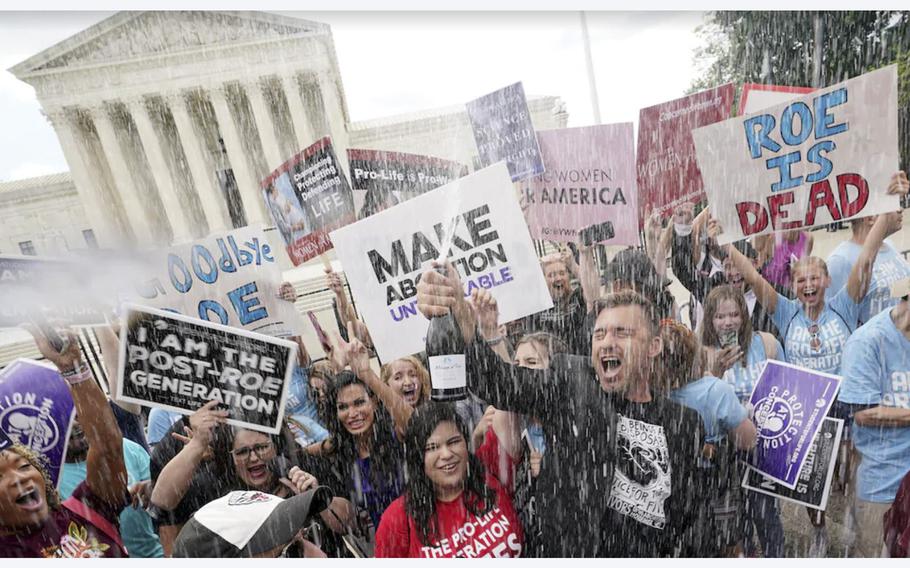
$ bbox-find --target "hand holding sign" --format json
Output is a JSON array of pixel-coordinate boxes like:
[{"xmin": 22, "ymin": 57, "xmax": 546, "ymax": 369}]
[
  {"xmin": 887, "ymin": 171, "xmax": 909, "ymax": 196},
  {"xmin": 188, "ymin": 400, "xmax": 228, "ymax": 449}
]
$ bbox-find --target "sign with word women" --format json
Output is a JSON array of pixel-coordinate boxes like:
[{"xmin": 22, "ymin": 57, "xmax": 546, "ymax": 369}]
[
  {"xmin": 517, "ymin": 123, "xmax": 639, "ymax": 244},
  {"xmin": 330, "ymin": 163, "xmax": 553, "ymax": 361},
  {"xmin": 693, "ymin": 65, "xmax": 899, "ymax": 245},
  {"xmin": 116, "ymin": 304, "xmax": 296, "ymax": 435},
  {"xmin": 128, "ymin": 225, "xmax": 303, "ymax": 339}
]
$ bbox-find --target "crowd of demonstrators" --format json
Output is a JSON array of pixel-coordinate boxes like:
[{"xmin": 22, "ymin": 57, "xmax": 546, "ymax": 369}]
[{"xmin": 2, "ymin": 169, "xmax": 909, "ymax": 559}]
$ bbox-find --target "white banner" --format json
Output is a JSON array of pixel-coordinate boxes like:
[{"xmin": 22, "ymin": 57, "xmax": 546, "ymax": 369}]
[
  {"xmin": 692, "ymin": 66, "xmax": 900, "ymax": 245},
  {"xmin": 330, "ymin": 163, "xmax": 553, "ymax": 361}
]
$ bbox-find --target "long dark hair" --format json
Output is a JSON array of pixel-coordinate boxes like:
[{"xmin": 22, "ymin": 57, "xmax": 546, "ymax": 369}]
[
  {"xmin": 323, "ymin": 371, "xmax": 404, "ymax": 498},
  {"xmin": 403, "ymin": 402, "xmax": 496, "ymax": 547}
]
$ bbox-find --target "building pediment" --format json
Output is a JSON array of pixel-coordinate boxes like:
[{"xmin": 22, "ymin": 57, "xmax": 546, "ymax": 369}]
[{"xmin": 10, "ymin": 11, "xmax": 328, "ymax": 79}]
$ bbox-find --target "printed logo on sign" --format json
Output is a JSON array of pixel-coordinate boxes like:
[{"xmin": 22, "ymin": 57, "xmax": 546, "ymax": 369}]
[
  {"xmin": 754, "ymin": 386, "xmax": 806, "ymax": 451},
  {"xmin": 228, "ymin": 491, "xmax": 273, "ymax": 506},
  {"xmin": 0, "ymin": 393, "xmax": 60, "ymax": 452}
]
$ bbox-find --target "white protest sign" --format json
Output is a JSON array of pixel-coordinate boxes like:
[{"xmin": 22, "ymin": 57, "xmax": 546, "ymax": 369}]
[
  {"xmin": 128, "ymin": 225, "xmax": 304, "ymax": 338},
  {"xmin": 692, "ymin": 65, "xmax": 900, "ymax": 245},
  {"xmin": 330, "ymin": 162, "xmax": 553, "ymax": 361}
]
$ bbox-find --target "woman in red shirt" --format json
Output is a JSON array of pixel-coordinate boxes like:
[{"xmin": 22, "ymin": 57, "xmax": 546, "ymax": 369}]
[{"xmin": 375, "ymin": 403, "xmax": 523, "ymax": 558}]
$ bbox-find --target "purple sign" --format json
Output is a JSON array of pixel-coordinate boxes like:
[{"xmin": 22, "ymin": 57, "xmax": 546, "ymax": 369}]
[
  {"xmin": 748, "ymin": 360, "xmax": 841, "ymax": 488},
  {"xmin": 0, "ymin": 359, "xmax": 76, "ymax": 488}
]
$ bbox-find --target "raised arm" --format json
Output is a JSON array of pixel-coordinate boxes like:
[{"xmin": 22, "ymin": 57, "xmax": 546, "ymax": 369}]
[
  {"xmin": 469, "ymin": 288, "xmax": 512, "ymax": 363},
  {"xmin": 709, "ymin": 218, "xmax": 779, "ymax": 314},
  {"xmin": 575, "ymin": 244, "xmax": 601, "ymax": 312},
  {"xmin": 325, "ymin": 268, "xmax": 374, "ymax": 349},
  {"xmin": 28, "ymin": 327, "xmax": 127, "ymax": 508},
  {"xmin": 96, "ymin": 323, "xmax": 142, "ymax": 415}
]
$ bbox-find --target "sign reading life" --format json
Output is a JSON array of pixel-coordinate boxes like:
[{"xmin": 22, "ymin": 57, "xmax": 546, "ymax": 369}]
[{"xmin": 738, "ymin": 88, "xmax": 866, "ymax": 234}]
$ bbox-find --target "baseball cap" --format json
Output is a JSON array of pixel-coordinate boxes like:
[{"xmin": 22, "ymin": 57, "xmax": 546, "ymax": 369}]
[
  {"xmin": 602, "ymin": 248, "xmax": 671, "ymax": 290},
  {"xmin": 172, "ymin": 488, "xmax": 332, "ymax": 558}
]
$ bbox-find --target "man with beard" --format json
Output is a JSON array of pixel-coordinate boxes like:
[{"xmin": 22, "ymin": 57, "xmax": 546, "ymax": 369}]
[
  {"xmin": 58, "ymin": 420, "xmax": 164, "ymax": 557},
  {"xmin": 416, "ymin": 263, "xmax": 710, "ymax": 557}
]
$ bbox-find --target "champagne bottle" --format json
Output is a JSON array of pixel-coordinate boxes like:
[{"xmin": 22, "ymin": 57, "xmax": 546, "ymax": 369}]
[{"xmin": 426, "ymin": 275, "xmax": 467, "ymax": 401}]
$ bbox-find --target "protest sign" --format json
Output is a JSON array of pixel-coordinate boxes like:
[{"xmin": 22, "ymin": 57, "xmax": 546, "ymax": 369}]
[
  {"xmin": 127, "ymin": 226, "xmax": 303, "ymax": 338},
  {"xmin": 330, "ymin": 162, "xmax": 553, "ymax": 361},
  {"xmin": 347, "ymin": 148, "xmax": 468, "ymax": 216},
  {"xmin": 261, "ymin": 137, "xmax": 356, "ymax": 265},
  {"xmin": 0, "ymin": 255, "xmax": 105, "ymax": 327},
  {"xmin": 693, "ymin": 66, "xmax": 900, "ymax": 245},
  {"xmin": 517, "ymin": 124, "xmax": 639, "ymax": 244},
  {"xmin": 748, "ymin": 360, "xmax": 841, "ymax": 488},
  {"xmin": 466, "ymin": 82, "xmax": 545, "ymax": 182},
  {"xmin": 117, "ymin": 304, "xmax": 296, "ymax": 435},
  {"xmin": 636, "ymin": 84, "xmax": 735, "ymax": 221},
  {"xmin": 739, "ymin": 83, "xmax": 815, "ymax": 115},
  {"xmin": 0, "ymin": 359, "xmax": 75, "ymax": 488},
  {"xmin": 743, "ymin": 417, "xmax": 844, "ymax": 510}
]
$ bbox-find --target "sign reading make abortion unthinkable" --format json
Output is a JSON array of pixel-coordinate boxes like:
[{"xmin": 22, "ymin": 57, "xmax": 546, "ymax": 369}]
[
  {"xmin": 517, "ymin": 124, "xmax": 639, "ymax": 244},
  {"xmin": 466, "ymin": 82, "xmax": 545, "ymax": 182},
  {"xmin": 743, "ymin": 417, "xmax": 844, "ymax": 510},
  {"xmin": 636, "ymin": 84, "xmax": 735, "ymax": 222},
  {"xmin": 0, "ymin": 359, "xmax": 76, "ymax": 488},
  {"xmin": 693, "ymin": 65, "xmax": 900, "ymax": 245},
  {"xmin": 261, "ymin": 137, "xmax": 356, "ymax": 265},
  {"xmin": 748, "ymin": 360, "xmax": 841, "ymax": 489},
  {"xmin": 330, "ymin": 162, "xmax": 553, "ymax": 361},
  {"xmin": 117, "ymin": 304, "xmax": 297, "ymax": 434},
  {"xmin": 129, "ymin": 226, "xmax": 303, "ymax": 339}
]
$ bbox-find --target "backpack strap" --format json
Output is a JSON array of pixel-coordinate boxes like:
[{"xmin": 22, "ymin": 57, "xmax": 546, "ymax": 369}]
[{"xmin": 61, "ymin": 496, "xmax": 128, "ymax": 557}]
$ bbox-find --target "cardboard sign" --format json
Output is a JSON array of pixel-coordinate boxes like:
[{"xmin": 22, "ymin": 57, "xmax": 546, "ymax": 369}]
[
  {"xmin": 116, "ymin": 304, "xmax": 297, "ymax": 435},
  {"xmin": 0, "ymin": 359, "xmax": 76, "ymax": 488},
  {"xmin": 693, "ymin": 66, "xmax": 900, "ymax": 244},
  {"xmin": 743, "ymin": 417, "xmax": 844, "ymax": 511},
  {"xmin": 128, "ymin": 226, "xmax": 303, "ymax": 339},
  {"xmin": 261, "ymin": 137, "xmax": 356, "ymax": 265},
  {"xmin": 748, "ymin": 360, "xmax": 841, "ymax": 488},
  {"xmin": 739, "ymin": 83, "xmax": 815, "ymax": 116},
  {"xmin": 517, "ymin": 124, "xmax": 640, "ymax": 244},
  {"xmin": 347, "ymin": 148, "xmax": 468, "ymax": 217},
  {"xmin": 466, "ymin": 82, "xmax": 545, "ymax": 182},
  {"xmin": 636, "ymin": 84, "xmax": 735, "ymax": 221},
  {"xmin": 330, "ymin": 163, "xmax": 553, "ymax": 361},
  {"xmin": 0, "ymin": 255, "xmax": 105, "ymax": 327}
]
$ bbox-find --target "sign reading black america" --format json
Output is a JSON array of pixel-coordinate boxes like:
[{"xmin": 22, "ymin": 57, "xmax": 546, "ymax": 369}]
[
  {"xmin": 466, "ymin": 82, "xmax": 545, "ymax": 182},
  {"xmin": 116, "ymin": 304, "xmax": 297, "ymax": 435}
]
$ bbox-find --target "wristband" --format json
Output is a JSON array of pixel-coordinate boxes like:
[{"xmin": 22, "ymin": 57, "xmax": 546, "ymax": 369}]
[{"xmin": 60, "ymin": 363, "xmax": 92, "ymax": 386}]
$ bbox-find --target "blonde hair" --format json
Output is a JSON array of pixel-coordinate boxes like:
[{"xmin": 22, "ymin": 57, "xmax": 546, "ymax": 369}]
[
  {"xmin": 380, "ymin": 356, "xmax": 431, "ymax": 405},
  {"xmin": 790, "ymin": 256, "xmax": 829, "ymax": 279}
]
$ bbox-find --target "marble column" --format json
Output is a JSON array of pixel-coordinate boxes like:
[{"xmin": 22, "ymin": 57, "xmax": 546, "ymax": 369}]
[
  {"xmin": 207, "ymin": 86, "xmax": 267, "ymax": 226},
  {"xmin": 316, "ymin": 72, "xmax": 349, "ymax": 173},
  {"xmin": 127, "ymin": 97, "xmax": 194, "ymax": 244},
  {"xmin": 280, "ymin": 73, "xmax": 314, "ymax": 152},
  {"xmin": 167, "ymin": 91, "xmax": 232, "ymax": 233},
  {"xmin": 44, "ymin": 108, "xmax": 120, "ymax": 246},
  {"xmin": 244, "ymin": 77, "xmax": 286, "ymax": 171},
  {"xmin": 90, "ymin": 103, "xmax": 156, "ymax": 243}
]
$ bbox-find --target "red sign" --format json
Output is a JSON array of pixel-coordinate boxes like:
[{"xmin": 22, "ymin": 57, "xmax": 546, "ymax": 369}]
[{"xmin": 739, "ymin": 83, "xmax": 815, "ymax": 116}]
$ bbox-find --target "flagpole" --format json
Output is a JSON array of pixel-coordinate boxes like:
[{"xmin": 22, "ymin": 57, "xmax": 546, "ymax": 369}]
[{"xmin": 580, "ymin": 11, "xmax": 602, "ymax": 125}]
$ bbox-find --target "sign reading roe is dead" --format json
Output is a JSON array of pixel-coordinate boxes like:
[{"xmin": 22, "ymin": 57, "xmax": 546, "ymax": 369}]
[{"xmin": 692, "ymin": 66, "xmax": 900, "ymax": 245}]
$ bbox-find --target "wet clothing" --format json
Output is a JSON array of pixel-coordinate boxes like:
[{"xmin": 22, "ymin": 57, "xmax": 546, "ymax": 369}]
[
  {"xmin": 0, "ymin": 481, "xmax": 127, "ymax": 558},
  {"xmin": 522, "ymin": 286, "xmax": 588, "ymax": 355},
  {"xmin": 351, "ymin": 454, "xmax": 405, "ymax": 529},
  {"xmin": 60, "ymin": 438, "xmax": 163, "ymax": 558},
  {"xmin": 722, "ymin": 332, "xmax": 782, "ymax": 402},
  {"xmin": 146, "ymin": 408, "xmax": 183, "ymax": 446},
  {"xmin": 110, "ymin": 402, "xmax": 150, "ymax": 454},
  {"xmin": 465, "ymin": 339, "xmax": 710, "ymax": 557},
  {"xmin": 763, "ymin": 232, "xmax": 810, "ymax": 289},
  {"xmin": 670, "ymin": 376, "xmax": 747, "ymax": 443},
  {"xmin": 827, "ymin": 239, "xmax": 910, "ymax": 324},
  {"xmin": 375, "ymin": 431, "xmax": 523, "ymax": 558}
]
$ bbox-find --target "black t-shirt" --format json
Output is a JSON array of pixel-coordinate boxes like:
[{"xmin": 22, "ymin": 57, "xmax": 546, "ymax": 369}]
[{"xmin": 522, "ymin": 286, "xmax": 588, "ymax": 355}]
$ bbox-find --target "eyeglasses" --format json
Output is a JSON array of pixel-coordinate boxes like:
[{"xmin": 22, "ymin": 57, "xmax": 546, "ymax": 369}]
[
  {"xmin": 231, "ymin": 442, "xmax": 273, "ymax": 461},
  {"xmin": 808, "ymin": 324, "xmax": 821, "ymax": 351}
]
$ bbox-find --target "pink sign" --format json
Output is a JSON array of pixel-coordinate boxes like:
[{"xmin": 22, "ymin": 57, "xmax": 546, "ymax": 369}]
[
  {"xmin": 517, "ymin": 123, "xmax": 639, "ymax": 245},
  {"xmin": 636, "ymin": 84, "xmax": 735, "ymax": 223}
]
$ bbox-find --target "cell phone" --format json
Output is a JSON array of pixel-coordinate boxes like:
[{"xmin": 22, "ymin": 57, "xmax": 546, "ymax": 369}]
[
  {"xmin": 719, "ymin": 330, "xmax": 738, "ymax": 348},
  {"xmin": 579, "ymin": 221, "xmax": 615, "ymax": 246},
  {"xmin": 28, "ymin": 312, "xmax": 67, "ymax": 354},
  {"xmin": 307, "ymin": 311, "xmax": 333, "ymax": 353}
]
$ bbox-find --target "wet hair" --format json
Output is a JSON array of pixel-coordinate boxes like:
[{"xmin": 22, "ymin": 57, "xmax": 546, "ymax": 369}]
[
  {"xmin": 323, "ymin": 371, "xmax": 404, "ymax": 499},
  {"xmin": 2, "ymin": 445, "xmax": 60, "ymax": 511},
  {"xmin": 701, "ymin": 285, "xmax": 752, "ymax": 367},
  {"xmin": 657, "ymin": 320, "xmax": 701, "ymax": 391},
  {"xmin": 380, "ymin": 356, "xmax": 431, "ymax": 405},
  {"xmin": 403, "ymin": 402, "xmax": 495, "ymax": 547},
  {"xmin": 515, "ymin": 332, "xmax": 568, "ymax": 366},
  {"xmin": 790, "ymin": 256, "xmax": 829, "ymax": 279},
  {"xmin": 592, "ymin": 290, "xmax": 660, "ymax": 335}
]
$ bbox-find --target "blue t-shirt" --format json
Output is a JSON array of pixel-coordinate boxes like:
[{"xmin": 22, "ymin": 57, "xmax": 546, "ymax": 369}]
[
  {"xmin": 671, "ymin": 376, "xmax": 748, "ymax": 443},
  {"xmin": 838, "ymin": 307, "xmax": 910, "ymax": 503},
  {"xmin": 771, "ymin": 288, "xmax": 861, "ymax": 375},
  {"xmin": 146, "ymin": 407, "xmax": 184, "ymax": 445},
  {"xmin": 722, "ymin": 332, "xmax": 782, "ymax": 402},
  {"xmin": 827, "ymin": 239, "xmax": 910, "ymax": 323},
  {"xmin": 59, "ymin": 438, "xmax": 165, "ymax": 558}
]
